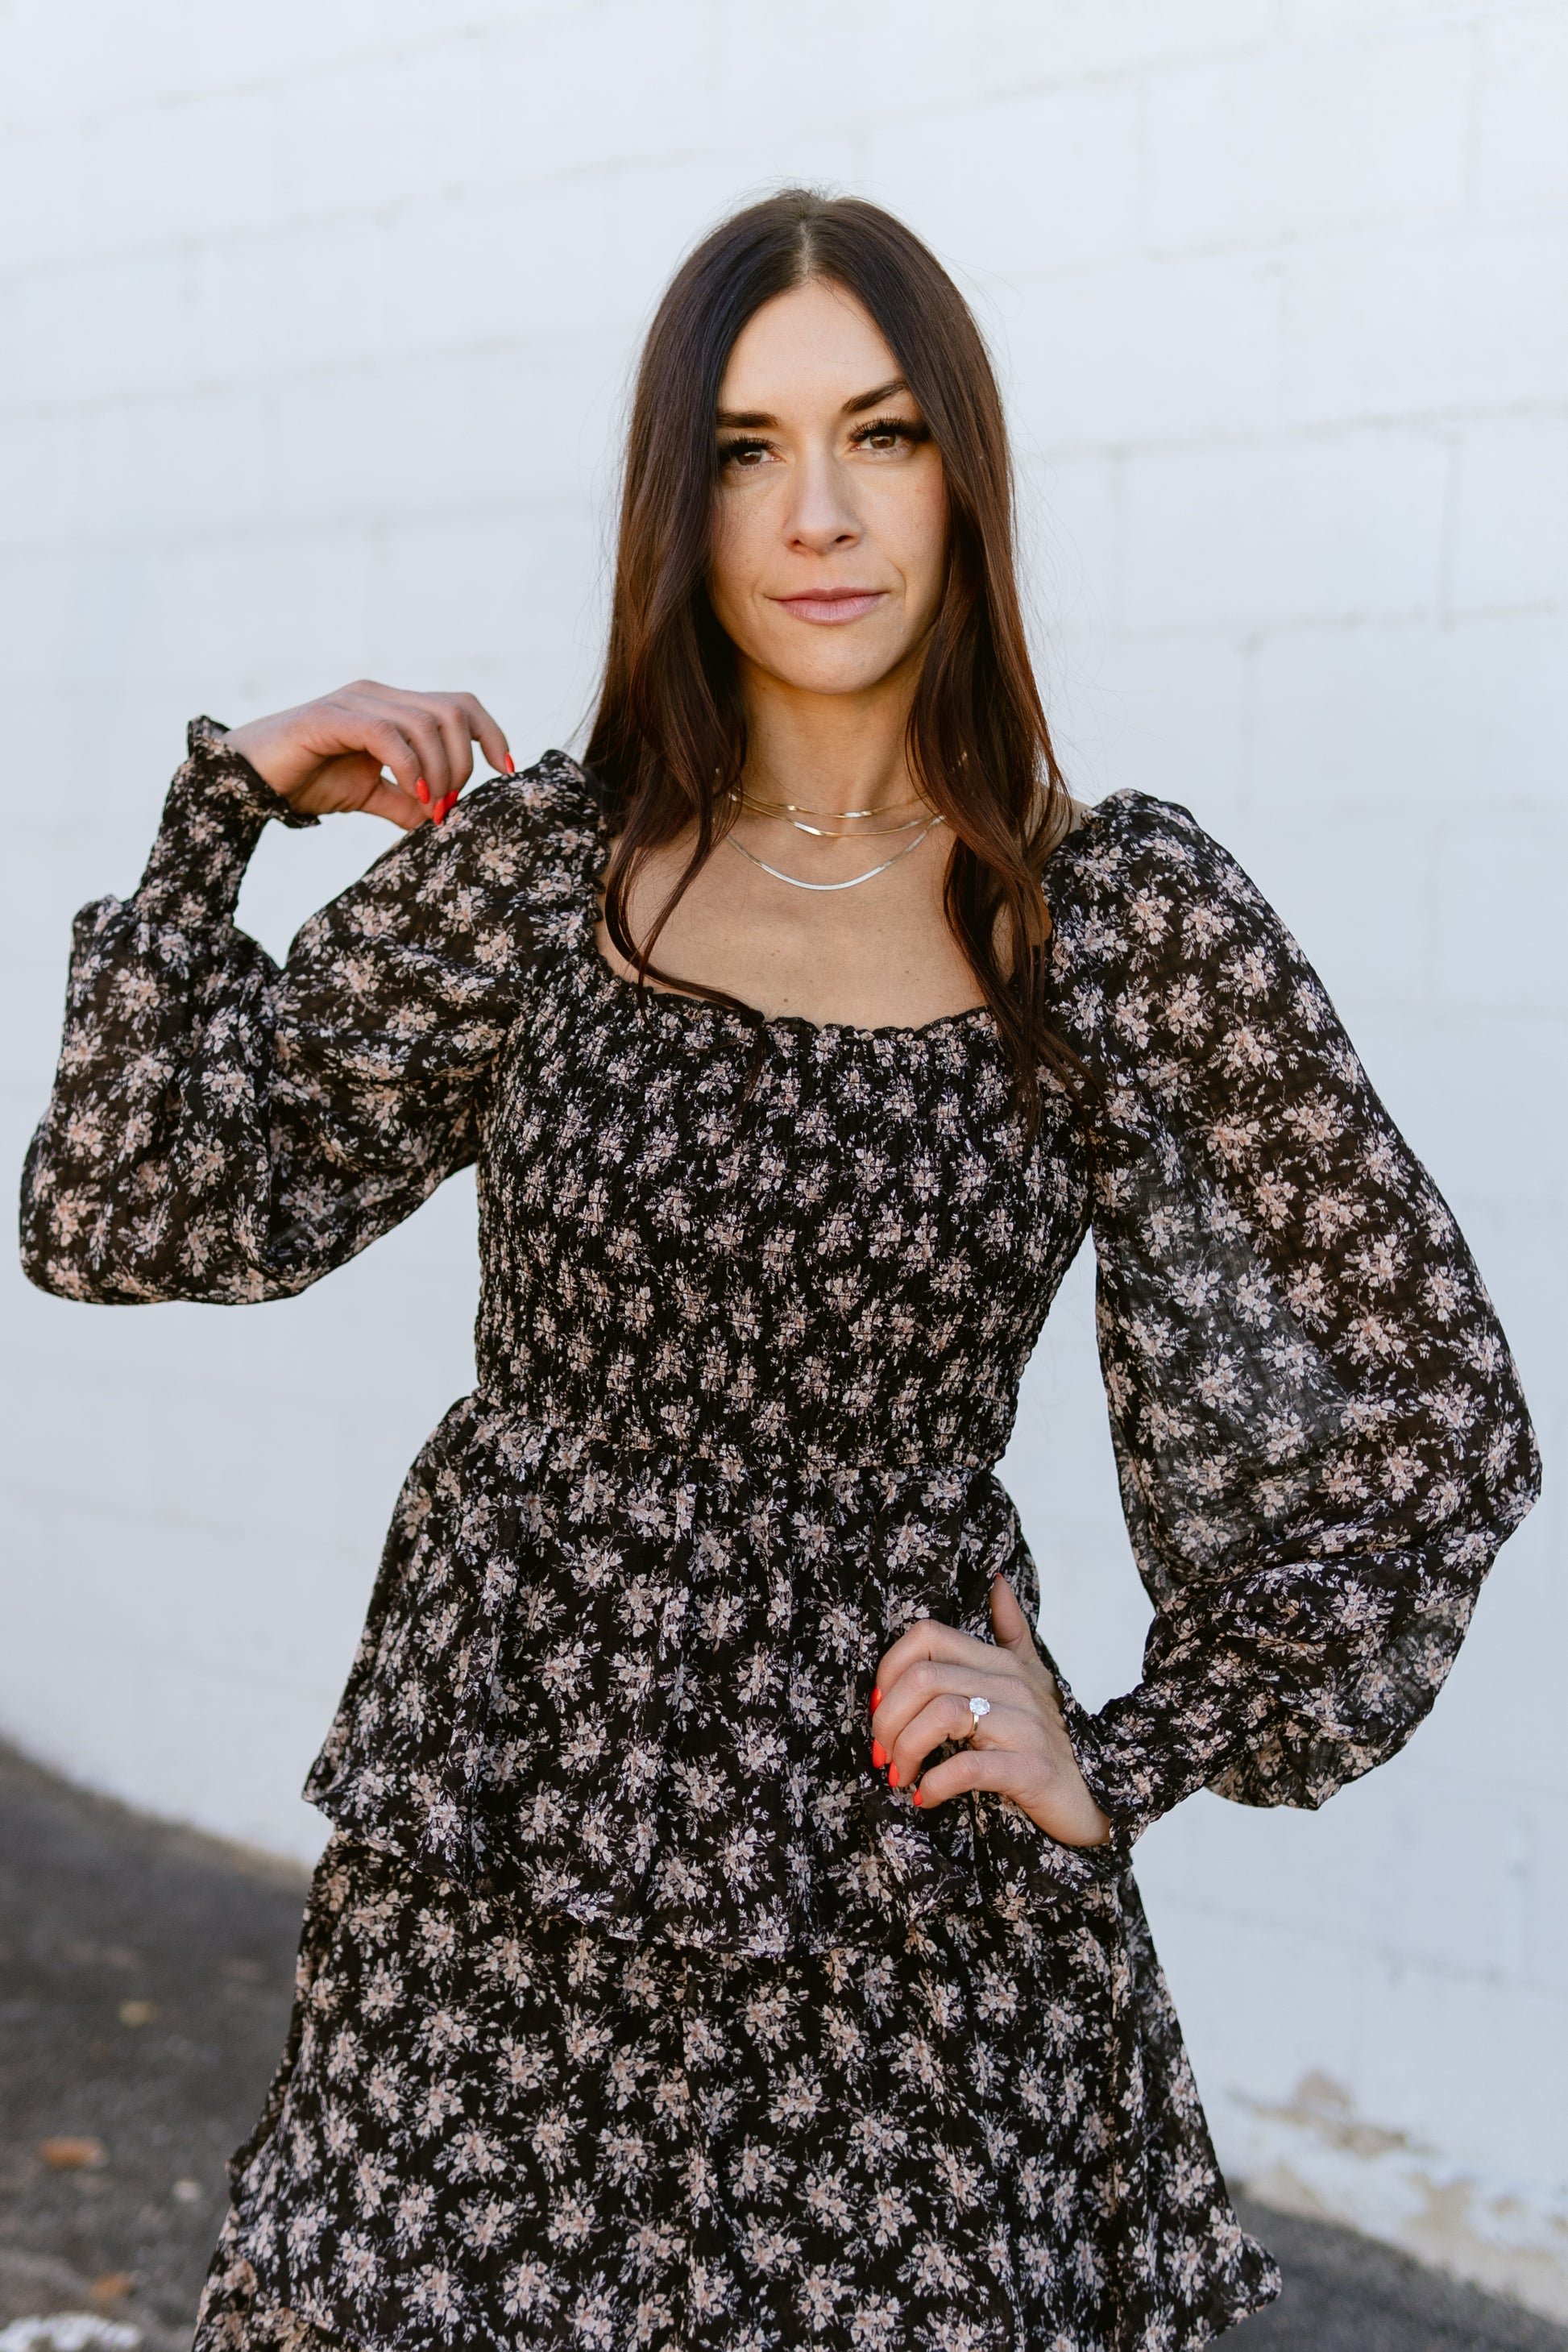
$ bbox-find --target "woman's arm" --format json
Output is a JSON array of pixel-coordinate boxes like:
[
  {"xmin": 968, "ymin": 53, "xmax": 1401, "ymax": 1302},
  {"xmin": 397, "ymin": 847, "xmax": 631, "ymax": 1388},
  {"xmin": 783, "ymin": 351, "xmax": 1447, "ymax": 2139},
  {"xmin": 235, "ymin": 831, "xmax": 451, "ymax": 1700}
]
[
  {"xmin": 1040, "ymin": 794, "xmax": 1539, "ymax": 1842},
  {"xmin": 872, "ymin": 794, "xmax": 1538, "ymax": 1857},
  {"xmin": 19, "ymin": 689, "xmax": 537, "ymax": 1306}
]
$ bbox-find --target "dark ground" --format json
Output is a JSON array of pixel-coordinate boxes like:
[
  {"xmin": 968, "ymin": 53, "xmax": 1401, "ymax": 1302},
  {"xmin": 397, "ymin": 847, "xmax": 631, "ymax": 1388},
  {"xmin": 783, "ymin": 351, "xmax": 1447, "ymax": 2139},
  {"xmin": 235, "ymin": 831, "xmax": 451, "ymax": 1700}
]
[{"xmin": 2, "ymin": 1740, "xmax": 1565, "ymax": 2352}]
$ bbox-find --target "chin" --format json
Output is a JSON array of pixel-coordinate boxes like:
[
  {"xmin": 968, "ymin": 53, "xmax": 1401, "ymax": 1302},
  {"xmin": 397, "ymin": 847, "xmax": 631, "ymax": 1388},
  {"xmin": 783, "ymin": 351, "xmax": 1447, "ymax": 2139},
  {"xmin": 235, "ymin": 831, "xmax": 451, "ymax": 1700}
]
[{"xmin": 757, "ymin": 637, "xmax": 915, "ymax": 699}]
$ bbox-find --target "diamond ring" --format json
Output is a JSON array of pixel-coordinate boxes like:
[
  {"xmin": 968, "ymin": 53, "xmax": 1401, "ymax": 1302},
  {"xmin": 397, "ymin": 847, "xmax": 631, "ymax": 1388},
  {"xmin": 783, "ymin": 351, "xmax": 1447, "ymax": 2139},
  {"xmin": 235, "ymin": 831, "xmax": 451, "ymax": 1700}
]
[{"xmin": 966, "ymin": 1695, "xmax": 992, "ymax": 1733}]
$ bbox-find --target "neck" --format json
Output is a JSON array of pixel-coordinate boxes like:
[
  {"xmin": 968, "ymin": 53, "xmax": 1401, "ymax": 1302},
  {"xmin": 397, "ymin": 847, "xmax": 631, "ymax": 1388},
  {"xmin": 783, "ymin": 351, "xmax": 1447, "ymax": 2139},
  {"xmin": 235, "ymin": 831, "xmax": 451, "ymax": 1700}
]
[{"xmin": 736, "ymin": 661, "xmax": 922, "ymax": 816}]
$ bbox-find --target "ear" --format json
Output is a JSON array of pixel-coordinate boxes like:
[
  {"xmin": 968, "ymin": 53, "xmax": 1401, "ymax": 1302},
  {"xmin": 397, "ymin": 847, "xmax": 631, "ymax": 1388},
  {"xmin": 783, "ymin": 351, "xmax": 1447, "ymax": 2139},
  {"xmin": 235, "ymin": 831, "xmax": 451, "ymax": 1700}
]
[{"xmin": 989, "ymin": 1573, "xmax": 1034, "ymax": 1655}]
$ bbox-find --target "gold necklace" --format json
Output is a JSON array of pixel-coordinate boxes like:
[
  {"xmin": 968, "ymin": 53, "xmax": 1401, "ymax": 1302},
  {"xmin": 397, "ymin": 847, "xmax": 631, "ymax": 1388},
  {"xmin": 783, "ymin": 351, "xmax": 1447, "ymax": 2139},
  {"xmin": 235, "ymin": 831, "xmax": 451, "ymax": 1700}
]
[
  {"xmin": 738, "ymin": 805, "xmax": 930, "ymax": 841},
  {"xmin": 727, "ymin": 813, "xmax": 947, "ymax": 891},
  {"xmin": 736, "ymin": 789, "xmax": 923, "ymax": 819},
  {"xmin": 728, "ymin": 788, "xmax": 930, "ymax": 840}
]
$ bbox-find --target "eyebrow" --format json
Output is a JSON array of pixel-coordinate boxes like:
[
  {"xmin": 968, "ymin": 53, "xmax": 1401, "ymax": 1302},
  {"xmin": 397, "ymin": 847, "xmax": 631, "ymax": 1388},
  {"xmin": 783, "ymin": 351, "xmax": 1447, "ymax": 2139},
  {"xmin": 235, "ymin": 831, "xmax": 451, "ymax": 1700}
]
[{"xmin": 715, "ymin": 377, "xmax": 912, "ymax": 429}]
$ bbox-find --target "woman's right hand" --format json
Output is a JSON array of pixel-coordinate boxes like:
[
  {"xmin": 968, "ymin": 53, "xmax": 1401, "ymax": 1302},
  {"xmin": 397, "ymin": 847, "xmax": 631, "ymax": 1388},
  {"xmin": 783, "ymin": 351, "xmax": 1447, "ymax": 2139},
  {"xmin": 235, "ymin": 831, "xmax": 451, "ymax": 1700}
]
[{"xmin": 223, "ymin": 681, "xmax": 513, "ymax": 832}]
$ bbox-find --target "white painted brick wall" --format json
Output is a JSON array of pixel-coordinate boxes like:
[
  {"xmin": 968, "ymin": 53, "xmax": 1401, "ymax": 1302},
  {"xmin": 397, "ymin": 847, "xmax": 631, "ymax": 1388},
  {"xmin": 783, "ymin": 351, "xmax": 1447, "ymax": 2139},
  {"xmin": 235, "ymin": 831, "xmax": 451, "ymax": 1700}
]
[{"xmin": 2, "ymin": 0, "xmax": 1564, "ymax": 2316}]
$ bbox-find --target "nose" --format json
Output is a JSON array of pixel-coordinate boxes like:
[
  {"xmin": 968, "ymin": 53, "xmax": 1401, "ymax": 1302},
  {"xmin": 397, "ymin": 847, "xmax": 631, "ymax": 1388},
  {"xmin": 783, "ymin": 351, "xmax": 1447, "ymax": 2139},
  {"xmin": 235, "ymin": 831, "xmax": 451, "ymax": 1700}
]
[{"xmin": 783, "ymin": 441, "xmax": 861, "ymax": 556}]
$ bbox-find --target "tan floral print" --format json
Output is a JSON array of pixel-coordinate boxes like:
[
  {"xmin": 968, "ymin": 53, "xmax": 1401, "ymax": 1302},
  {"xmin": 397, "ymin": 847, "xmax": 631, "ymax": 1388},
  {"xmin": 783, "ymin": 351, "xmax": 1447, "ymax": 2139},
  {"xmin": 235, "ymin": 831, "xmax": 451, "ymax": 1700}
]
[{"xmin": 20, "ymin": 720, "xmax": 1537, "ymax": 2350}]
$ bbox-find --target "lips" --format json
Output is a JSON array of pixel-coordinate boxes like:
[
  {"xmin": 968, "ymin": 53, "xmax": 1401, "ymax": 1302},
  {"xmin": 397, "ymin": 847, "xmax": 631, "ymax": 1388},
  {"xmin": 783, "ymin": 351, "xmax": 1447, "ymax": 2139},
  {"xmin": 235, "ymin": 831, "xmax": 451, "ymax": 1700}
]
[{"xmin": 773, "ymin": 589, "xmax": 887, "ymax": 624}]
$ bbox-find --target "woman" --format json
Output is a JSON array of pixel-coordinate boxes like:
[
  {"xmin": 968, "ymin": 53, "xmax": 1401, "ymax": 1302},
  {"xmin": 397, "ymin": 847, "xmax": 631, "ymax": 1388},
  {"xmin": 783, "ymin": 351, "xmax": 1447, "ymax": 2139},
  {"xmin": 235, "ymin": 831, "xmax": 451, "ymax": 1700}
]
[{"xmin": 21, "ymin": 191, "xmax": 1537, "ymax": 2352}]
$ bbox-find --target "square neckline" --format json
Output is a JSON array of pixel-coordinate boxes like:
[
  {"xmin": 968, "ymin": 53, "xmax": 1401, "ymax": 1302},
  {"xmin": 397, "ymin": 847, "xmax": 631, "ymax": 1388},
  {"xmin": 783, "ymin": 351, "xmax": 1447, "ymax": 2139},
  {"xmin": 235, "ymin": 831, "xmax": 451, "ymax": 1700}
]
[{"xmin": 562, "ymin": 756, "xmax": 1102, "ymax": 1046}]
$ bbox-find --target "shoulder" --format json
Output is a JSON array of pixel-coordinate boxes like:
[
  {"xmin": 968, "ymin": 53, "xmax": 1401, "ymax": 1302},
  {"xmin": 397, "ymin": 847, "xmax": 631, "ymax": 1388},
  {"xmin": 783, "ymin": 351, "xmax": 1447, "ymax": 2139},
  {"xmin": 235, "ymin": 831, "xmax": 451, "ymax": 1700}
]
[
  {"xmin": 362, "ymin": 749, "xmax": 599, "ymax": 903},
  {"xmin": 434, "ymin": 748, "xmax": 599, "ymax": 871},
  {"xmin": 1040, "ymin": 789, "xmax": 1340, "ymax": 1070},
  {"xmin": 1043, "ymin": 788, "xmax": 1286, "ymax": 977},
  {"xmin": 1047, "ymin": 788, "xmax": 1250, "ymax": 903},
  {"xmin": 290, "ymin": 751, "xmax": 601, "ymax": 963},
  {"xmin": 499, "ymin": 748, "xmax": 603, "ymax": 835}
]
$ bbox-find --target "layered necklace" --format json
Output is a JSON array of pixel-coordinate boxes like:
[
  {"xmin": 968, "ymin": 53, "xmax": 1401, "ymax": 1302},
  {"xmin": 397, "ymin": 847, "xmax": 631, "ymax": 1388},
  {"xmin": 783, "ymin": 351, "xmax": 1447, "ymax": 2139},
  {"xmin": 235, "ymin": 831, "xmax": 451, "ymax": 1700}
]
[{"xmin": 724, "ymin": 786, "xmax": 946, "ymax": 892}]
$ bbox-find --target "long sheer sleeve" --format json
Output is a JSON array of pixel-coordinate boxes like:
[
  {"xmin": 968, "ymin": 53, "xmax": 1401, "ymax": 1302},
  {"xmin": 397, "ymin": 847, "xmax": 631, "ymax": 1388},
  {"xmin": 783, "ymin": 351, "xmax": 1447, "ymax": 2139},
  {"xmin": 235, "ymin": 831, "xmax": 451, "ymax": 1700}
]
[
  {"xmin": 1042, "ymin": 794, "xmax": 1540, "ymax": 1843},
  {"xmin": 20, "ymin": 718, "xmax": 545, "ymax": 1305}
]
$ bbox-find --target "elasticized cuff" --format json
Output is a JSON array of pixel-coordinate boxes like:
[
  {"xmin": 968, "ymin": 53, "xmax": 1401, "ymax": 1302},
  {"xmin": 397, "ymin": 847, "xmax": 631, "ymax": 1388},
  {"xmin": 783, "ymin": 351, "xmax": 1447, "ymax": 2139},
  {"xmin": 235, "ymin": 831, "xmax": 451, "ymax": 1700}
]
[
  {"xmin": 962, "ymin": 1666, "xmax": 1138, "ymax": 1906},
  {"xmin": 1052, "ymin": 1673, "xmax": 1141, "ymax": 1854},
  {"xmin": 187, "ymin": 714, "xmax": 319, "ymax": 822},
  {"xmin": 135, "ymin": 716, "xmax": 319, "ymax": 923}
]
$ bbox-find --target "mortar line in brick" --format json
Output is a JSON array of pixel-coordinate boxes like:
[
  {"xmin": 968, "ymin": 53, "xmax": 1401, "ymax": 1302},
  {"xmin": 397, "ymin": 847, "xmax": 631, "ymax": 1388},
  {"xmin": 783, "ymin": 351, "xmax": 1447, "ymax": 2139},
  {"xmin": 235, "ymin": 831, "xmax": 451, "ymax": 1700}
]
[
  {"xmin": 1138, "ymin": 1881, "xmax": 1568, "ymax": 1990},
  {"xmin": 1237, "ymin": 631, "xmax": 1260, "ymax": 817},
  {"xmin": 0, "ymin": 204, "xmax": 1532, "ymax": 303},
  {"xmin": 1462, "ymin": 16, "xmax": 1486, "ymax": 214},
  {"xmin": 1437, "ymin": 431, "xmax": 1463, "ymax": 625},
  {"xmin": 13, "ymin": 386, "xmax": 1566, "ymax": 454}
]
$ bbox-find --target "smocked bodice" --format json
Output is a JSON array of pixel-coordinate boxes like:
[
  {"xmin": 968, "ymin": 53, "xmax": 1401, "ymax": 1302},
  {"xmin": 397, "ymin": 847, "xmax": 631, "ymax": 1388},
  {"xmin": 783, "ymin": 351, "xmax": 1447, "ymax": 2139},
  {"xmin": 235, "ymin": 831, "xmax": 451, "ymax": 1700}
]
[{"xmin": 477, "ymin": 850, "xmax": 1090, "ymax": 1471}]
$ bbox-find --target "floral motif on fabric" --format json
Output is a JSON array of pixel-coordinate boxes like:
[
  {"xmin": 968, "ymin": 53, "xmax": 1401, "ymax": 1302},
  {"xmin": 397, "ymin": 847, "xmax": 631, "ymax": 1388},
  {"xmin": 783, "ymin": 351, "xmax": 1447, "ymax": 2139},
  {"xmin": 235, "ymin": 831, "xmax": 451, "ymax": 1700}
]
[{"xmin": 20, "ymin": 719, "xmax": 1537, "ymax": 2350}]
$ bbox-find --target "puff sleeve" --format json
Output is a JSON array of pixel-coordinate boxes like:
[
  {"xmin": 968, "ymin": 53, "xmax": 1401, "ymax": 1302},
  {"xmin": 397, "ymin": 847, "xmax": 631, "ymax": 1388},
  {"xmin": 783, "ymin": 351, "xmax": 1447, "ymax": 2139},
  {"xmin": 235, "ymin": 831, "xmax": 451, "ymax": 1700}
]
[
  {"xmin": 1043, "ymin": 794, "xmax": 1540, "ymax": 1842},
  {"xmin": 20, "ymin": 718, "xmax": 548, "ymax": 1304}
]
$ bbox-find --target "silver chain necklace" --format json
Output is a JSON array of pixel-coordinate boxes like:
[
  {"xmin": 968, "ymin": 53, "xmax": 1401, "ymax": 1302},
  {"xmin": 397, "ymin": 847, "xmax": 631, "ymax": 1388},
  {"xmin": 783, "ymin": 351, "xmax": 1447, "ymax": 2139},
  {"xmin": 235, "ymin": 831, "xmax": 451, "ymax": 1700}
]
[{"xmin": 726, "ymin": 813, "xmax": 947, "ymax": 892}]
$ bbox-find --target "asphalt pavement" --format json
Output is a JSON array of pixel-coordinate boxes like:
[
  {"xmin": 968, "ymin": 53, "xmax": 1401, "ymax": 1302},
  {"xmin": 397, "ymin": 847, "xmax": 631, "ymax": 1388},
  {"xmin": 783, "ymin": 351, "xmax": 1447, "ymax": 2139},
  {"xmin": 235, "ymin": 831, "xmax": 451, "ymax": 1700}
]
[{"xmin": 2, "ymin": 1737, "xmax": 1564, "ymax": 2352}]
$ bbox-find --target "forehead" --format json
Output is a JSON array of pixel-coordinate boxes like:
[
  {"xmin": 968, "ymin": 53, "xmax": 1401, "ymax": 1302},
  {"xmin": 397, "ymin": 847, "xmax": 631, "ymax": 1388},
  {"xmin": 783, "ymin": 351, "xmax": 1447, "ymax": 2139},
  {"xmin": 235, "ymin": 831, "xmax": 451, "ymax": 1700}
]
[{"xmin": 718, "ymin": 280, "xmax": 901, "ymax": 413}]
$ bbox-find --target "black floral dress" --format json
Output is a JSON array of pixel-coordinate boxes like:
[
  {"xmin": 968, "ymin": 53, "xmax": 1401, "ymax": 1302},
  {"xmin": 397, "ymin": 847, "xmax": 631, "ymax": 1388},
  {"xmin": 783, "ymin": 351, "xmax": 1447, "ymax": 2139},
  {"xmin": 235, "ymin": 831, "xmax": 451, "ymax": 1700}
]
[{"xmin": 20, "ymin": 722, "xmax": 1538, "ymax": 2352}]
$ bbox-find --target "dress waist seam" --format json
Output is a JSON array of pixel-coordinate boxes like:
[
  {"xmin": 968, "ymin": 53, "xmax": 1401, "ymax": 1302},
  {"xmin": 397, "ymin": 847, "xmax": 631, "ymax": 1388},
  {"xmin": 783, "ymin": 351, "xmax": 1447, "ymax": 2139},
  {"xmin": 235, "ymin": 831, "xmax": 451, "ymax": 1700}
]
[{"xmin": 465, "ymin": 1389, "xmax": 999, "ymax": 1477}]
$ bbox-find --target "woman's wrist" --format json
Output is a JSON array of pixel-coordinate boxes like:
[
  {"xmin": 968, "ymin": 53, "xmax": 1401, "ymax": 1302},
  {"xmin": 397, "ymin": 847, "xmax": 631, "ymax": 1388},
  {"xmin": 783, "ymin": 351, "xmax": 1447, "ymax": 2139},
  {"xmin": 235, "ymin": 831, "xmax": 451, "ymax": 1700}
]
[
  {"xmin": 131, "ymin": 718, "xmax": 317, "ymax": 925},
  {"xmin": 221, "ymin": 712, "xmax": 309, "ymax": 799},
  {"xmin": 214, "ymin": 683, "xmax": 513, "ymax": 832}
]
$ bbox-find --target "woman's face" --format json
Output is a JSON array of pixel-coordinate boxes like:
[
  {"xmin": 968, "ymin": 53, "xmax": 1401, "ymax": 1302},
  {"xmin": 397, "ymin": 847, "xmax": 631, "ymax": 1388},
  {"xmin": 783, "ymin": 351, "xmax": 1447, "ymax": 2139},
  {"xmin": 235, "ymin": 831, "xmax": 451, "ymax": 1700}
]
[{"xmin": 707, "ymin": 279, "xmax": 949, "ymax": 702}]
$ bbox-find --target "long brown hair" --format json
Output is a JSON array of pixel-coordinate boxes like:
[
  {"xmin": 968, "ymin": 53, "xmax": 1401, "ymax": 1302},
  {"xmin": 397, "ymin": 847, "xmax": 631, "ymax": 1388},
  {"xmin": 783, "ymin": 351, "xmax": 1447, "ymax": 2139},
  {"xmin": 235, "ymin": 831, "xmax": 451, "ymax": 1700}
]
[{"xmin": 585, "ymin": 188, "xmax": 1082, "ymax": 1128}]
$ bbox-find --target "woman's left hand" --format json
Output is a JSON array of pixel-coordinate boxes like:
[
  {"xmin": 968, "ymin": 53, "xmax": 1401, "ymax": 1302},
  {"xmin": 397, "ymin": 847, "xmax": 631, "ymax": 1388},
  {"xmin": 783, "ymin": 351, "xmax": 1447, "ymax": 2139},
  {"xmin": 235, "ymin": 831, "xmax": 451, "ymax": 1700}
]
[{"xmin": 869, "ymin": 1575, "xmax": 1113, "ymax": 1848}]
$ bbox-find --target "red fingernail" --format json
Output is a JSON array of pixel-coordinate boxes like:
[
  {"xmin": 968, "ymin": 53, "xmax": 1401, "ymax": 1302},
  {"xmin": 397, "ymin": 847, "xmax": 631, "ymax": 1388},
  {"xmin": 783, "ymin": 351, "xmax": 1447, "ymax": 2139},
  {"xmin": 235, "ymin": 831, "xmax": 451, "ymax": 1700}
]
[
  {"xmin": 415, "ymin": 778, "xmax": 429, "ymax": 805},
  {"xmin": 870, "ymin": 1740, "xmax": 887, "ymax": 1770},
  {"xmin": 912, "ymin": 1787, "xmax": 923, "ymax": 1806},
  {"xmin": 870, "ymin": 1687, "xmax": 881, "ymax": 1713},
  {"xmin": 504, "ymin": 753, "xmax": 516, "ymax": 775},
  {"xmin": 887, "ymin": 1764, "xmax": 901, "ymax": 1790}
]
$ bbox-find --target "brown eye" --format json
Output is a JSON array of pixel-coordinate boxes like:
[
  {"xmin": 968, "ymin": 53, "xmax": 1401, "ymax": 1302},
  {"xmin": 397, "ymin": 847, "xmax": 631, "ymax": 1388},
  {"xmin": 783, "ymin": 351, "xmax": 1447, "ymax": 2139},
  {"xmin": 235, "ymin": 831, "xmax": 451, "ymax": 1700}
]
[{"xmin": 850, "ymin": 420, "xmax": 927, "ymax": 456}]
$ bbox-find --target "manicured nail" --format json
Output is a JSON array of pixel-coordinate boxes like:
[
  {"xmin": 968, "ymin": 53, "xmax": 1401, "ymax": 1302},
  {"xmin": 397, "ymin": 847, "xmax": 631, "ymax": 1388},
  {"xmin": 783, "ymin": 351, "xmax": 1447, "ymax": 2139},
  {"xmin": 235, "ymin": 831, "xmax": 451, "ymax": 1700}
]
[
  {"xmin": 870, "ymin": 1687, "xmax": 882, "ymax": 1713},
  {"xmin": 887, "ymin": 1763, "xmax": 901, "ymax": 1790},
  {"xmin": 912, "ymin": 1787, "xmax": 923, "ymax": 1806},
  {"xmin": 870, "ymin": 1740, "xmax": 887, "ymax": 1770},
  {"xmin": 415, "ymin": 778, "xmax": 429, "ymax": 805},
  {"xmin": 503, "ymin": 753, "xmax": 516, "ymax": 775}
]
